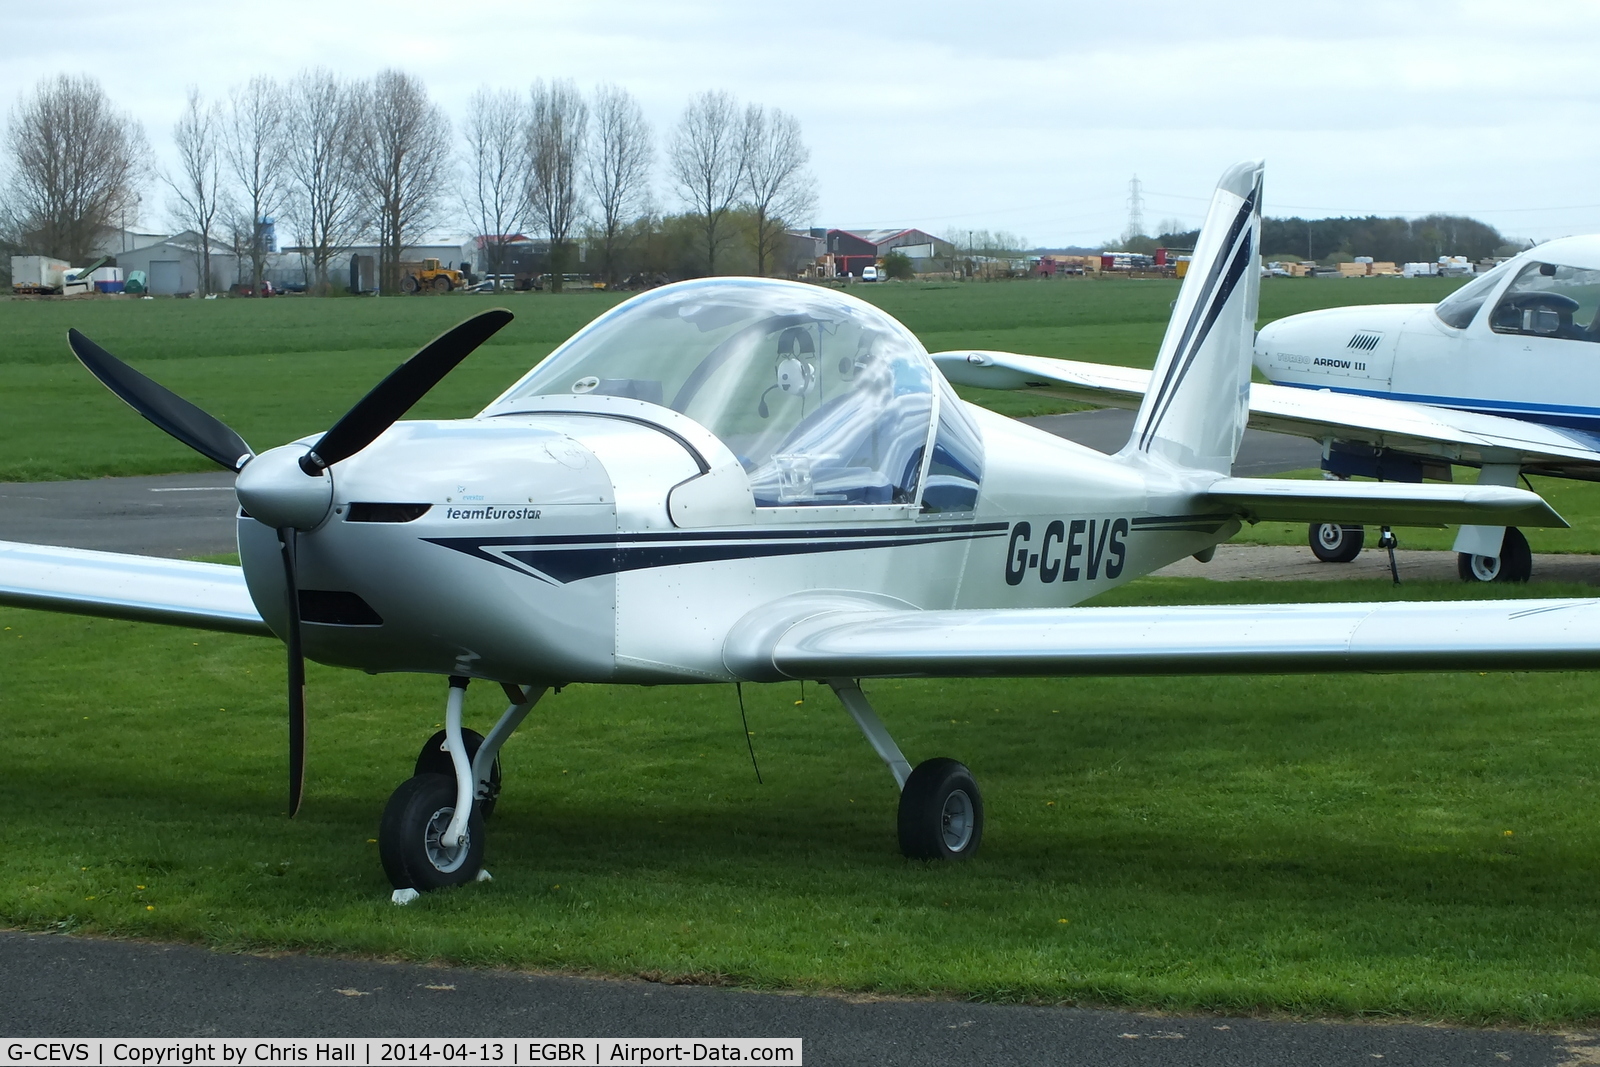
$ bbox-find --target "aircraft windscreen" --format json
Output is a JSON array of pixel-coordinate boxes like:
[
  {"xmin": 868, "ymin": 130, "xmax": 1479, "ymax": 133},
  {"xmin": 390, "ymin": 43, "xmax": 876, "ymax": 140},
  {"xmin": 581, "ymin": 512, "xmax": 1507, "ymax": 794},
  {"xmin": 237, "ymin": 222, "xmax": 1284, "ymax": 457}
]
[
  {"xmin": 1488, "ymin": 261, "xmax": 1600, "ymax": 342},
  {"xmin": 504, "ymin": 279, "xmax": 936, "ymax": 506},
  {"xmin": 1434, "ymin": 260, "xmax": 1510, "ymax": 329}
]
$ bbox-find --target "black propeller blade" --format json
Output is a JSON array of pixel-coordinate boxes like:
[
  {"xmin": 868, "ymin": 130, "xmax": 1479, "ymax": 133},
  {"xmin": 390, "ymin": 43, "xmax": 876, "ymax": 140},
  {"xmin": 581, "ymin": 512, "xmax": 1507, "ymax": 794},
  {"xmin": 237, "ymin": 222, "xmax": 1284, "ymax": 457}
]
[
  {"xmin": 280, "ymin": 528, "xmax": 307, "ymax": 816},
  {"xmin": 67, "ymin": 329, "xmax": 254, "ymax": 471},
  {"xmin": 298, "ymin": 308, "xmax": 514, "ymax": 475}
]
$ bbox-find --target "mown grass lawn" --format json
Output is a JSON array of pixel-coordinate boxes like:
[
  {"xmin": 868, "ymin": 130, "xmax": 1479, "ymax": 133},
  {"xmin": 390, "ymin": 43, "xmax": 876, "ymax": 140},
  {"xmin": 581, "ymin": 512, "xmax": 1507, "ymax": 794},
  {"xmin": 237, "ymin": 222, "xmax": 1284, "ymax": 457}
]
[
  {"xmin": 5, "ymin": 575, "xmax": 1600, "ymax": 1024},
  {"xmin": 0, "ymin": 276, "xmax": 1465, "ymax": 481}
]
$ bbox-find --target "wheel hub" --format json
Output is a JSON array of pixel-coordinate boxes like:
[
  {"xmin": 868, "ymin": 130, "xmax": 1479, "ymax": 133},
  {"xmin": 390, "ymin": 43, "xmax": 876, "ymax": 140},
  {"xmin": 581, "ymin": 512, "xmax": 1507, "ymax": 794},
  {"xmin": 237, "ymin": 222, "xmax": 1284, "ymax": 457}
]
[
  {"xmin": 941, "ymin": 789, "xmax": 974, "ymax": 852},
  {"xmin": 1470, "ymin": 554, "xmax": 1501, "ymax": 582},
  {"xmin": 423, "ymin": 806, "xmax": 471, "ymax": 873}
]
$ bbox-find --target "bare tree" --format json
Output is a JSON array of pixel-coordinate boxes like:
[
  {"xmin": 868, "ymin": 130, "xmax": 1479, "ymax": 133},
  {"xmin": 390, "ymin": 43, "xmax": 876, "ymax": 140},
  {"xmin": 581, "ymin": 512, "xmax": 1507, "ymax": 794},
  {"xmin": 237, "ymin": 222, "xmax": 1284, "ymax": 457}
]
[
  {"xmin": 2, "ymin": 74, "xmax": 148, "ymax": 264},
  {"xmin": 462, "ymin": 86, "xmax": 528, "ymax": 291},
  {"xmin": 740, "ymin": 105, "xmax": 814, "ymax": 277},
  {"xmin": 526, "ymin": 79, "xmax": 588, "ymax": 293},
  {"xmin": 583, "ymin": 84, "xmax": 651, "ymax": 288},
  {"xmin": 668, "ymin": 90, "xmax": 742, "ymax": 276},
  {"xmin": 222, "ymin": 75, "xmax": 286, "ymax": 294},
  {"xmin": 164, "ymin": 88, "xmax": 224, "ymax": 295},
  {"xmin": 355, "ymin": 70, "xmax": 453, "ymax": 294},
  {"xmin": 282, "ymin": 68, "xmax": 364, "ymax": 293}
]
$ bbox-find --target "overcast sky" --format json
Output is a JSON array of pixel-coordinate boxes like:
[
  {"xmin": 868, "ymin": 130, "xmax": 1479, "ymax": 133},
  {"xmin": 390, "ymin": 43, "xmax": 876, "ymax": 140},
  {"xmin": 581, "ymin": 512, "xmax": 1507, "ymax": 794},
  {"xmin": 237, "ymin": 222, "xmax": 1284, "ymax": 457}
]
[{"xmin": 5, "ymin": 1, "xmax": 1599, "ymax": 249}]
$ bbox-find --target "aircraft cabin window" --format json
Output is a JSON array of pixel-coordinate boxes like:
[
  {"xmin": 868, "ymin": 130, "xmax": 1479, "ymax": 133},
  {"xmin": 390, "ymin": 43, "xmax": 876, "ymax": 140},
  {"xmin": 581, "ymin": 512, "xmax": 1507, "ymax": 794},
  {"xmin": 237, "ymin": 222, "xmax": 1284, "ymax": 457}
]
[
  {"xmin": 1488, "ymin": 261, "xmax": 1600, "ymax": 342},
  {"xmin": 504, "ymin": 279, "xmax": 937, "ymax": 507},
  {"xmin": 1433, "ymin": 260, "xmax": 1509, "ymax": 329},
  {"xmin": 921, "ymin": 379, "xmax": 985, "ymax": 514}
]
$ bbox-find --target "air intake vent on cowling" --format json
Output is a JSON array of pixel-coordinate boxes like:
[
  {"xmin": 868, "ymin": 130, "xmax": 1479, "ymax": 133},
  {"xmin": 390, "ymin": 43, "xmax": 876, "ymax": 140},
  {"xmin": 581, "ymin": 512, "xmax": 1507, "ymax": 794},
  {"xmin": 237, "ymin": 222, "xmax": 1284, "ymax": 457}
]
[
  {"xmin": 1346, "ymin": 332, "xmax": 1382, "ymax": 351},
  {"xmin": 346, "ymin": 502, "xmax": 431, "ymax": 523},
  {"xmin": 297, "ymin": 589, "xmax": 383, "ymax": 626}
]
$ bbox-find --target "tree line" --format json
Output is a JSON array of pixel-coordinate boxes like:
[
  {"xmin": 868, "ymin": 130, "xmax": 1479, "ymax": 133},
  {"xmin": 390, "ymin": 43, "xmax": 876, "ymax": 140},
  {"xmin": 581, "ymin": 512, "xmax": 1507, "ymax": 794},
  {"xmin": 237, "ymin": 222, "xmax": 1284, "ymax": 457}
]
[
  {"xmin": 1144, "ymin": 213, "xmax": 1516, "ymax": 264},
  {"xmin": 0, "ymin": 72, "xmax": 816, "ymax": 294}
]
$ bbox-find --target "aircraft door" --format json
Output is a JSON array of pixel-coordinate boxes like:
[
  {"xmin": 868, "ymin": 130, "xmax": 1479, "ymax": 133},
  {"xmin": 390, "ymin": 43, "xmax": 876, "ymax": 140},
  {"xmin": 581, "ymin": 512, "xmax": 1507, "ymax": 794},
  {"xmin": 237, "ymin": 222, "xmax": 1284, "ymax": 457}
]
[{"xmin": 1470, "ymin": 260, "xmax": 1600, "ymax": 425}]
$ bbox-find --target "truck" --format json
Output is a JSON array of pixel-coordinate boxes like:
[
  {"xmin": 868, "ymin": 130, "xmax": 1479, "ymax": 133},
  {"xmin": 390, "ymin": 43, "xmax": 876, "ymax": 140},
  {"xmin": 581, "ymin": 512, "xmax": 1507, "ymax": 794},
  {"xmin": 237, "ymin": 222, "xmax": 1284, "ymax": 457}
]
[
  {"xmin": 399, "ymin": 258, "xmax": 466, "ymax": 293},
  {"xmin": 11, "ymin": 256, "xmax": 71, "ymax": 295}
]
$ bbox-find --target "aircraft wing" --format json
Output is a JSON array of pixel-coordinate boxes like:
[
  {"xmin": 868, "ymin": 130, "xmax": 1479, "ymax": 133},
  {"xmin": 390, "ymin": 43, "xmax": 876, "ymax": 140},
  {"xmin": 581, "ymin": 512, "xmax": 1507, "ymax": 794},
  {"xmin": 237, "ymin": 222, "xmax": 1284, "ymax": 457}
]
[
  {"xmin": 1201, "ymin": 478, "xmax": 1564, "ymax": 527},
  {"xmin": 727, "ymin": 597, "xmax": 1600, "ymax": 681},
  {"xmin": 0, "ymin": 540, "xmax": 270, "ymax": 636},
  {"xmin": 934, "ymin": 349, "xmax": 1600, "ymax": 469}
]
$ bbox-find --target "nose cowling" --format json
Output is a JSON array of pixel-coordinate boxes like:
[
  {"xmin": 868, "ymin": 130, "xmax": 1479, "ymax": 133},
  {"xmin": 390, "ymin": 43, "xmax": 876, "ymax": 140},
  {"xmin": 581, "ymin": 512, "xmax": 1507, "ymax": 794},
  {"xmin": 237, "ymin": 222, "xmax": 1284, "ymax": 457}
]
[{"xmin": 236, "ymin": 444, "xmax": 335, "ymax": 530}]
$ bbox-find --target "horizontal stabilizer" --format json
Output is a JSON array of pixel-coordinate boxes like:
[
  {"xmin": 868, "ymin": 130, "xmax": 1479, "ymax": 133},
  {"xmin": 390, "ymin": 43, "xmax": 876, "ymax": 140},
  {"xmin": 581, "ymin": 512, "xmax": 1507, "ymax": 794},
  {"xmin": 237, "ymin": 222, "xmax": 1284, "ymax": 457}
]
[
  {"xmin": 728, "ymin": 598, "xmax": 1600, "ymax": 682},
  {"xmin": 0, "ymin": 540, "xmax": 269, "ymax": 635},
  {"xmin": 1203, "ymin": 477, "xmax": 1566, "ymax": 528}
]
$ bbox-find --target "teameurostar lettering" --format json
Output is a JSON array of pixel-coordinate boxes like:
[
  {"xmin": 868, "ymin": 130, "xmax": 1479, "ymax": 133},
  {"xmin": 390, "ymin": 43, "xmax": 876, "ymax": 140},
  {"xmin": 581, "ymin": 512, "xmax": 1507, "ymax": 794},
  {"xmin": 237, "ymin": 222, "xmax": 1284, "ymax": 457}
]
[
  {"xmin": 1004, "ymin": 519, "xmax": 1128, "ymax": 586},
  {"xmin": 443, "ymin": 506, "xmax": 542, "ymax": 521}
]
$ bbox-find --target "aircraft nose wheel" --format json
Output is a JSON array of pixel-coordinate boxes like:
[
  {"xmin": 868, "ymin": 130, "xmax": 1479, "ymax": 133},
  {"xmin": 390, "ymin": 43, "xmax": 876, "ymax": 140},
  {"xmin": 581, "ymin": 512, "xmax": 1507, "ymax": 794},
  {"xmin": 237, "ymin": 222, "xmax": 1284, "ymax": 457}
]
[
  {"xmin": 414, "ymin": 728, "xmax": 502, "ymax": 820},
  {"xmin": 379, "ymin": 773, "xmax": 485, "ymax": 892},
  {"xmin": 898, "ymin": 758, "xmax": 984, "ymax": 860}
]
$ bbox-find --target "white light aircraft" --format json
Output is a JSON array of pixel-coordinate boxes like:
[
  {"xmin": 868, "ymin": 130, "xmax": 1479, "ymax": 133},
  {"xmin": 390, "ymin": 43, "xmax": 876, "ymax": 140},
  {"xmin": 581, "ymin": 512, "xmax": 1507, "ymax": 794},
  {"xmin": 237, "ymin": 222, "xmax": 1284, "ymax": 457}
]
[{"xmin": 2, "ymin": 163, "xmax": 1594, "ymax": 903}]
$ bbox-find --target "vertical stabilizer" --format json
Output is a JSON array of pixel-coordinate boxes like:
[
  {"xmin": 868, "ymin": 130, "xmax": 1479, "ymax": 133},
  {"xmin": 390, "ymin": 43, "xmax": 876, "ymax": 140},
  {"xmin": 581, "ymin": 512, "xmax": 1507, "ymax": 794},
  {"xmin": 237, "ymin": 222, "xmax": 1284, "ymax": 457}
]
[{"xmin": 1123, "ymin": 161, "xmax": 1262, "ymax": 473}]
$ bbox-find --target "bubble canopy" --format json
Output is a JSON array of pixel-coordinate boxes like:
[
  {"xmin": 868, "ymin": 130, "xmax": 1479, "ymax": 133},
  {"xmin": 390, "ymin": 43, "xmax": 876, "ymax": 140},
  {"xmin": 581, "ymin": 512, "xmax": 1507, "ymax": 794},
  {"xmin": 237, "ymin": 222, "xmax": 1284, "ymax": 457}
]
[{"xmin": 500, "ymin": 279, "xmax": 951, "ymax": 507}]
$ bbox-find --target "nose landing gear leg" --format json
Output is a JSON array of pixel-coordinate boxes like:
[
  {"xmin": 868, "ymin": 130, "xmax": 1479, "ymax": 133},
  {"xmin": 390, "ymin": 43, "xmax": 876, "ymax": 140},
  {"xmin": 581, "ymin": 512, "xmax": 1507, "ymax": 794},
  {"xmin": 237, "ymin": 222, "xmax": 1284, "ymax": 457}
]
[{"xmin": 381, "ymin": 677, "xmax": 546, "ymax": 903}]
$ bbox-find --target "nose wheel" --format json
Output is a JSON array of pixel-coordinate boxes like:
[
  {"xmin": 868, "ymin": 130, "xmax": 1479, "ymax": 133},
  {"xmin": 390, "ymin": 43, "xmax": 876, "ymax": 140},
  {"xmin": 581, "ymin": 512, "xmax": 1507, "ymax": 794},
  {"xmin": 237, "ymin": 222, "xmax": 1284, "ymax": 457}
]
[{"xmin": 379, "ymin": 773, "xmax": 486, "ymax": 892}]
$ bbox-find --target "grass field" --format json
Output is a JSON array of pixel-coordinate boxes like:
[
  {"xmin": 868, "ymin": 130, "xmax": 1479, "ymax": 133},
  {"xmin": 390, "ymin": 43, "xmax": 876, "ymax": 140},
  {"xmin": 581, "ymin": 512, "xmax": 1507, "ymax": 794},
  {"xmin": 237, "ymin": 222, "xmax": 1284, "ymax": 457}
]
[
  {"xmin": 9, "ymin": 277, "xmax": 1600, "ymax": 1024},
  {"xmin": 6, "ymin": 576, "xmax": 1600, "ymax": 1024},
  {"xmin": 0, "ymin": 276, "xmax": 1465, "ymax": 482}
]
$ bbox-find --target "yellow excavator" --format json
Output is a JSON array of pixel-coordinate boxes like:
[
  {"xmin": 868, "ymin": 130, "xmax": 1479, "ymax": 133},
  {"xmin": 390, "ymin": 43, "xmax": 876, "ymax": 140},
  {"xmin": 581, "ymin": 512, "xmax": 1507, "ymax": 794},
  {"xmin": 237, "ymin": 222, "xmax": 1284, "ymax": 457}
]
[{"xmin": 399, "ymin": 258, "xmax": 465, "ymax": 293}]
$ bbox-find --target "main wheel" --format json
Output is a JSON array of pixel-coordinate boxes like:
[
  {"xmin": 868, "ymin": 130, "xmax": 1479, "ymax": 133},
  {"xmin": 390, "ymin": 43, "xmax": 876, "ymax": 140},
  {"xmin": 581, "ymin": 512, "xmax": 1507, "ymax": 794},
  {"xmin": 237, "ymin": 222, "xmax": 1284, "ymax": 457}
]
[
  {"xmin": 1309, "ymin": 522, "xmax": 1364, "ymax": 563},
  {"xmin": 400, "ymin": 274, "xmax": 418, "ymax": 293},
  {"xmin": 432, "ymin": 275, "xmax": 451, "ymax": 292},
  {"xmin": 379, "ymin": 773, "xmax": 485, "ymax": 892},
  {"xmin": 898, "ymin": 758, "xmax": 983, "ymax": 860},
  {"xmin": 414, "ymin": 728, "xmax": 501, "ymax": 820},
  {"xmin": 1458, "ymin": 526, "xmax": 1532, "ymax": 583}
]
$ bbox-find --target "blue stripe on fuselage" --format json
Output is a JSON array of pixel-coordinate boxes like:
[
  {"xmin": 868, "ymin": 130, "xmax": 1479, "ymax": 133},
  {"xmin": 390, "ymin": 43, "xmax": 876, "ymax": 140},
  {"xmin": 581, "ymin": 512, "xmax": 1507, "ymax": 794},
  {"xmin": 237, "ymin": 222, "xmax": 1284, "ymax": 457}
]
[{"xmin": 1270, "ymin": 378, "xmax": 1600, "ymax": 441}]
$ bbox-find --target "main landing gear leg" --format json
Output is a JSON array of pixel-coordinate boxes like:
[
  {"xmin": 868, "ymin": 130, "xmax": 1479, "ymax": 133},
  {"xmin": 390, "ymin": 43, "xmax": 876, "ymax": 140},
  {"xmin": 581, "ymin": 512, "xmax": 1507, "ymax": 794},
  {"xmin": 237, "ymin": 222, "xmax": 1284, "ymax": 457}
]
[
  {"xmin": 828, "ymin": 679, "xmax": 984, "ymax": 861},
  {"xmin": 381, "ymin": 678, "xmax": 546, "ymax": 904}
]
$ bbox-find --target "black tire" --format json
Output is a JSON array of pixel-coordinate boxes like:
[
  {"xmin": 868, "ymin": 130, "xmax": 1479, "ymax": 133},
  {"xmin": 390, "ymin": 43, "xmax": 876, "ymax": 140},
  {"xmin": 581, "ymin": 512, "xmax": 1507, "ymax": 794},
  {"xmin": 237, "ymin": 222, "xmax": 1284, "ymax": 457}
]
[
  {"xmin": 432, "ymin": 275, "xmax": 451, "ymax": 292},
  {"xmin": 414, "ymin": 728, "xmax": 500, "ymax": 820},
  {"xmin": 400, "ymin": 274, "xmax": 418, "ymax": 293},
  {"xmin": 378, "ymin": 773, "xmax": 485, "ymax": 892},
  {"xmin": 1457, "ymin": 526, "xmax": 1532, "ymax": 583},
  {"xmin": 897, "ymin": 758, "xmax": 984, "ymax": 861},
  {"xmin": 1308, "ymin": 522, "xmax": 1364, "ymax": 563}
]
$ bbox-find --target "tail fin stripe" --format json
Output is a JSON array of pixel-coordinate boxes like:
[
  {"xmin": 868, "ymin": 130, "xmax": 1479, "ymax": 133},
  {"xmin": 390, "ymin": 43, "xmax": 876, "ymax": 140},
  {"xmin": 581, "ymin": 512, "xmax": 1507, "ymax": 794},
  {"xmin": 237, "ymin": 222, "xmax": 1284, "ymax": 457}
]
[
  {"xmin": 1139, "ymin": 233, "xmax": 1255, "ymax": 449},
  {"xmin": 1136, "ymin": 183, "xmax": 1259, "ymax": 451}
]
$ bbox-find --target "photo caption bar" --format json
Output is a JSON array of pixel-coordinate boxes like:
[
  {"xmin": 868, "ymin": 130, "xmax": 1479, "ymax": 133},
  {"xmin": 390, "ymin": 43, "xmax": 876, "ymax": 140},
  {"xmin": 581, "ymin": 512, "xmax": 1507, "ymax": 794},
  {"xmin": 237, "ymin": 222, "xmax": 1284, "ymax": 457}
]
[{"xmin": 2, "ymin": 1041, "xmax": 801, "ymax": 1066}]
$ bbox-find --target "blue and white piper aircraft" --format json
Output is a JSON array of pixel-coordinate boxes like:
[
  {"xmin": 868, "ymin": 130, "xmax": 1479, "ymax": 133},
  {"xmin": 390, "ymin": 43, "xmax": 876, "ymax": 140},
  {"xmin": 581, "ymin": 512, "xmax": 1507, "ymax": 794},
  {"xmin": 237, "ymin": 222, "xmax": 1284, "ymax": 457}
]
[
  {"xmin": 2, "ymin": 162, "xmax": 1594, "ymax": 903},
  {"xmin": 1253, "ymin": 237, "xmax": 1600, "ymax": 582}
]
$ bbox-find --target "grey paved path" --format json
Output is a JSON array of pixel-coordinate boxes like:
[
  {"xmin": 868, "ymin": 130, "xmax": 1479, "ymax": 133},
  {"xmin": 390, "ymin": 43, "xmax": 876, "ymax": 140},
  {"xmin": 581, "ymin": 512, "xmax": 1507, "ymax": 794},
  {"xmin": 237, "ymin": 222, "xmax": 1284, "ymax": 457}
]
[
  {"xmin": 1, "ymin": 931, "xmax": 1590, "ymax": 1066},
  {"xmin": 0, "ymin": 471, "xmax": 238, "ymax": 557}
]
